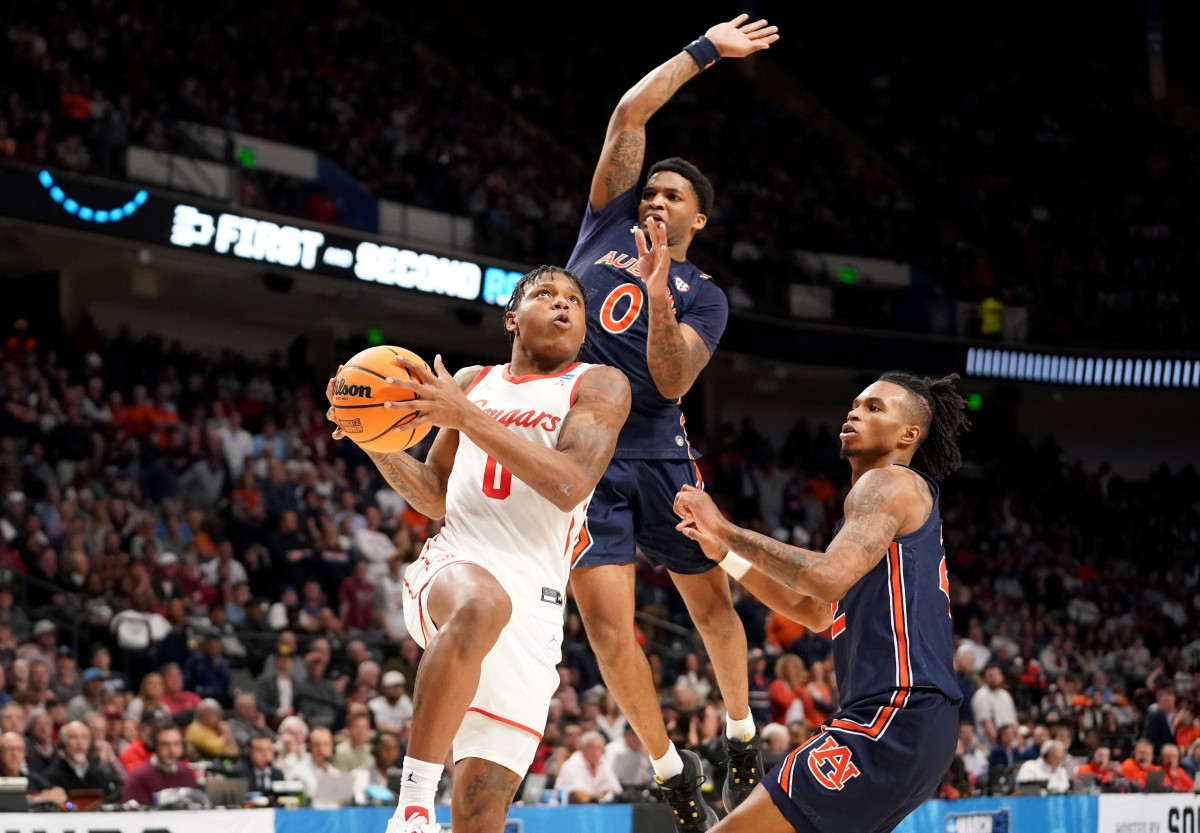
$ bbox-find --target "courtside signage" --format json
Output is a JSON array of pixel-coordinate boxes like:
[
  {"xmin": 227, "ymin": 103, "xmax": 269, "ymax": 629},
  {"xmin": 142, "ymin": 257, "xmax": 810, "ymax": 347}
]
[{"xmin": 2, "ymin": 163, "xmax": 523, "ymax": 306}]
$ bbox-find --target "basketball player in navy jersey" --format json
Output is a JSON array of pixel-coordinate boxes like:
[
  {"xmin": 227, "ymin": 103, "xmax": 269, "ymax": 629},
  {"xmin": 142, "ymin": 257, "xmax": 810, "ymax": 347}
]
[
  {"xmin": 673, "ymin": 373, "xmax": 970, "ymax": 833},
  {"xmin": 565, "ymin": 15, "xmax": 778, "ymax": 828},
  {"xmin": 326, "ymin": 265, "xmax": 631, "ymax": 833}
]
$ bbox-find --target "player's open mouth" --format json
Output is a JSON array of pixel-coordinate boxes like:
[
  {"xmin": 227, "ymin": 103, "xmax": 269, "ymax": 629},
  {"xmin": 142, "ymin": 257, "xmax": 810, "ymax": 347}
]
[
  {"xmin": 552, "ymin": 314, "xmax": 571, "ymax": 329},
  {"xmin": 840, "ymin": 423, "xmax": 856, "ymax": 436}
]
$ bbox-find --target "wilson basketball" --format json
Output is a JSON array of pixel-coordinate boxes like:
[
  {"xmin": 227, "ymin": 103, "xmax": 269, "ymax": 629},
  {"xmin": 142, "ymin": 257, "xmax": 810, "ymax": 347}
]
[{"xmin": 333, "ymin": 345, "xmax": 431, "ymax": 453}]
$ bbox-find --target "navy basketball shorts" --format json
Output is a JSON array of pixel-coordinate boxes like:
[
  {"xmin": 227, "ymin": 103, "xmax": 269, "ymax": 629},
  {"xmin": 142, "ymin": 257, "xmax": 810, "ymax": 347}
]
[
  {"xmin": 763, "ymin": 690, "xmax": 958, "ymax": 833},
  {"xmin": 572, "ymin": 457, "xmax": 715, "ymax": 575}
]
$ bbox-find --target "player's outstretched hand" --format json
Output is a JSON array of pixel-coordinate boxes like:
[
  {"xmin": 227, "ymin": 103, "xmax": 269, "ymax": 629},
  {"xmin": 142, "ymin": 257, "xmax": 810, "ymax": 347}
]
[
  {"xmin": 634, "ymin": 216, "xmax": 671, "ymax": 302},
  {"xmin": 384, "ymin": 353, "xmax": 467, "ymax": 431},
  {"xmin": 325, "ymin": 365, "xmax": 346, "ymax": 439},
  {"xmin": 705, "ymin": 14, "xmax": 779, "ymax": 59}
]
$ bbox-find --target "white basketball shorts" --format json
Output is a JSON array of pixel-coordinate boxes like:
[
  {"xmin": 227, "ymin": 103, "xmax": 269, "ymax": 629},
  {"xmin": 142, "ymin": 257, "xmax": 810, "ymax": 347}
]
[{"xmin": 403, "ymin": 548, "xmax": 564, "ymax": 775}]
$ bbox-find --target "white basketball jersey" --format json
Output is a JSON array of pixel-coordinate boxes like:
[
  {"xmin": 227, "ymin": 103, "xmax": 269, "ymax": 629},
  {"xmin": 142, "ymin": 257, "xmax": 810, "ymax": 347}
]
[{"xmin": 421, "ymin": 361, "xmax": 598, "ymax": 604}]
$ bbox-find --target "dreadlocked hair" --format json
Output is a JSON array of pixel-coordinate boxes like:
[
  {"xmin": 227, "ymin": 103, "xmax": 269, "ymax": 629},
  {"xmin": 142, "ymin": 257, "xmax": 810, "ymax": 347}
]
[
  {"xmin": 503, "ymin": 265, "xmax": 588, "ymax": 344},
  {"xmin": 876, "ymin": 371, "xmax": 971, "ymax": 480}
]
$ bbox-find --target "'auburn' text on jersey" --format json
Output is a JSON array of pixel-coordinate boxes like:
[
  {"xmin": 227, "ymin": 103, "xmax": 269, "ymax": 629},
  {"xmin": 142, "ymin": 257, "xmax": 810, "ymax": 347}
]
[{"xmin": 567, "ymin": 188, "xmax": 728, "ymax": 459}]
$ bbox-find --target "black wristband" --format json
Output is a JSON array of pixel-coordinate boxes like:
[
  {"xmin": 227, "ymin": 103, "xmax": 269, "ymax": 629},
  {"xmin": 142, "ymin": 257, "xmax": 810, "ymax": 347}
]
[{"xmin": 683, "ymin": 36, "xmax": 722, "ymax": 71}]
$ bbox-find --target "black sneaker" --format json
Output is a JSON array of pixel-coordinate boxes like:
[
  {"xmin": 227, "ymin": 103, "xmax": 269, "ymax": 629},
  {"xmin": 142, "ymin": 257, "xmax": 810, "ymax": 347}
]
[
  {"xmin": 722, "ymin": 729, "xmax": 763, "ymax": 810},
  {"xmin": 656, "ymin": 749, "xmax": 718, "ymax": 831}
]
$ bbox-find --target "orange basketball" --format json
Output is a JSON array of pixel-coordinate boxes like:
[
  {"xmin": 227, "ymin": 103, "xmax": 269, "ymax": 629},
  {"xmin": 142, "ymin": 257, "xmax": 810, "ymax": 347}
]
[{"xmin": 333, "ymin": 345, "xmax": 432, "ymax": 453}]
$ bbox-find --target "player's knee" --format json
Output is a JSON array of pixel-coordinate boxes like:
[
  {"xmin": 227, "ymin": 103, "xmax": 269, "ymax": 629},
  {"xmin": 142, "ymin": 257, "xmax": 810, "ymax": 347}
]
[
  {"xmin": 444, "ymin": 593, "xmax": 511, "ymax": 651},
  {"xmin": 583, "ymin": 615, "xmax": 636, "ymax": 659},
  {"xmin": 688, "ymin": 598, "xmax": 740, "ymax": 640}
]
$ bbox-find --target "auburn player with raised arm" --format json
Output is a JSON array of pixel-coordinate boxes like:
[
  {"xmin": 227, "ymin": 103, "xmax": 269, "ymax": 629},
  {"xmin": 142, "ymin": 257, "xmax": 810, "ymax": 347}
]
[
  {"xmin": 326, "ymin": 264, "xmax": 631, "ymax": 833},
  {"xmin": 564, "ymin": 15, "xmax": 778, "ymax": 829},
  {"xmin": 674, "ymin": 373, "xmax": 970, "ymax": 833}
]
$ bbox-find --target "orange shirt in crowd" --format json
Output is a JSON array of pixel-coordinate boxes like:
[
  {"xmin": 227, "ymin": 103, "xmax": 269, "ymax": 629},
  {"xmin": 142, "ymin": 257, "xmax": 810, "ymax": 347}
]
[
  {"xmin": 1119, "ymin": 757, "xmax": 1161, "ymax": 788},
  {"xmin": 1074, "ymin": 761, "xmax": 1115, "ymax": 786},
  {"xmin": 766, "ymin": 613, "xmax": 807, "ymax": 654},
  {"xmin": 1163, "ymin": 765, "xmax": 1194, "ymax": 793}
]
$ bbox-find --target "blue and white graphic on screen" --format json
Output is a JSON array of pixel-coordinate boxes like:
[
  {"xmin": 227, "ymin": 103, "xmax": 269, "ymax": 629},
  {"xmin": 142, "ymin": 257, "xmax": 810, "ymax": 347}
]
[{"xmin": 38, "ymin": 169, "xmax": 148, "ymax": 223}]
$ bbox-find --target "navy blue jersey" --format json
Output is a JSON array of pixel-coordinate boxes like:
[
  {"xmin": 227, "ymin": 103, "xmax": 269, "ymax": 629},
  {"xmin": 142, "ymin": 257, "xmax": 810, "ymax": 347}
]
[
  {"xmin": 566, "ymin": 188, "xmax": 728, "ymax": 459},
  {"xmin": 828, "ymin": 465, "xmax": 963, "ymax": 722}
]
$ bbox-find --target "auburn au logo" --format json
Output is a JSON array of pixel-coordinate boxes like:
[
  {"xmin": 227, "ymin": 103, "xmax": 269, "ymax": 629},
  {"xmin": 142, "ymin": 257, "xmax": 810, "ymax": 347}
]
[
  {"xmin": 807, "ymin": 736, "xmax": 861, "ymax": 791},
  {"xmin": 335, "ymin": 378, "xmax": 372, "ymax": 398}
]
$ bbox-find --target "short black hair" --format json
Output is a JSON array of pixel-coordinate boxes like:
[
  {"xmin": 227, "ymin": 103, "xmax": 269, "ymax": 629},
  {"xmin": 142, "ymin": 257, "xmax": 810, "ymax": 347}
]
[
  {"xmin": 876, "ymin": 371, "xmax": 971, "ymax": 480},
  {"xmin": 647, "ymin": 157, "xmax": 715, "ymax": 216},
  {"xmin": 503, "ymin": 265, "xmax": 588, "ymax": 344}
]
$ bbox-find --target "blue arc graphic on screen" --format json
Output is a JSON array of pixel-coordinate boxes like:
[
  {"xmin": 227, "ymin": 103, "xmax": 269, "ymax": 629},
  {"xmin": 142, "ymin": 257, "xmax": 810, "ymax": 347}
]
[{"xmin": 38, "ymin": 170, "xmax": 148, "ymax": 223}]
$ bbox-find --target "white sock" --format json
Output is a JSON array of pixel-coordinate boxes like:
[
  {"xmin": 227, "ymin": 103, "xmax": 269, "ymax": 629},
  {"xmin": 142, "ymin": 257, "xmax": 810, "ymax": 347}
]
[
  {"xmin": 396, "ymin": 756, "xmax": 442, "ymax": 819},
  {"xmin": 725, "ymin": 713, "xmax": 757, "ymax": 742},
  {"xmin": 651, "ymin": 742, "xmax": 684, "ymax": 782}
]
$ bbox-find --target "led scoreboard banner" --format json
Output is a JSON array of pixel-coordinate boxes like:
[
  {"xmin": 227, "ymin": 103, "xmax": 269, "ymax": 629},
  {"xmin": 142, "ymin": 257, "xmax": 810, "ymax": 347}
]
[{"xmin": 0, "ymin": 163, "xmax": 524, "ymax": 306}]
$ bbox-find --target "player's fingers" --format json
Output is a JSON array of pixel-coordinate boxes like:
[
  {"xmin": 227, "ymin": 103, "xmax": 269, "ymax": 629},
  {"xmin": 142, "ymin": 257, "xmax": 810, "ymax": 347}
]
[
  {"xmin": 748, "ymin": 25, "xmax": 778, "ymax": 39},
  {"xmin": 395, "ymin": 414, "xmax": 431, "ymax": 432},
  {"xmin": 680, "ymin": 483, "xmax": 701, "ymax": 493},
  {"xmin": 741, "ymin": 18, "xmax": 770, "ymax": 33},
  {"xmin": 383, "ymin": 377, "xmax": 421, "ymax": 394},
  {"xmin": 728, "ymin": 13, "xmax": 749, "ymax": 26},
  {"xmin": 434, "ymin": 354, "xmax": 451, "ymax": 379},
  {"xmin": 392, "ymin": 356, "xmax": 433, "ymax": 383},
  {"xmin": 325, "ymin": 405, "xmax": 337, "ymax": 424},
  {"xmin": 752, "ymin": 35, "xmax": 780, "ymax": 49},
  {"xmin": 383, "ymin": 398, "xmax": 422, "ymax": 411},
  {"xmin": 633, "ymin": 227, "xmax": 649, "ymax": 258}
]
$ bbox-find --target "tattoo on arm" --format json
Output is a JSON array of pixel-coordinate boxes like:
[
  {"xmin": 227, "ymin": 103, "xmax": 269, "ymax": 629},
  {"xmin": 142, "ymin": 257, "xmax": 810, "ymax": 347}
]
[
  {"xmin": 723, "ymin": 468, "xmax": 907, "ymax": 601},
  {"xmin": 593, "ymin": 53, "xmax": 697, "ymax": 207},
  {"xmin": 367, "ymin": 450, "xmax": 446, "ymax": 518},
  {"xmin": 602, "ymin": 130, "xmax": 645, "ymax": 205},
  {"xmin": 646, "ymin": 310, "xmax": 711, "ymax": 398}
]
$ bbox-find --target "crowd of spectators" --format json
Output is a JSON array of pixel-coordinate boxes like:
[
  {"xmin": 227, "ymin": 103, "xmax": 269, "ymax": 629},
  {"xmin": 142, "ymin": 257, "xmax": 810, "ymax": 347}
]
[
  {"xmin": 0, "ymin": 314, "xmax": 1197, "ymax": 808},
  {"xmin": 5, "ymin": 3, "xmax": 1199, "ymax": 347}
]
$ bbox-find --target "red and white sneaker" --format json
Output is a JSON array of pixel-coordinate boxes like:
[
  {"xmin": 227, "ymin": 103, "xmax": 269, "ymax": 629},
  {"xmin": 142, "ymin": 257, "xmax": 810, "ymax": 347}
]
[{"xmin": 386, "ymin": 806, "xmax": 442, "ymax": 833}]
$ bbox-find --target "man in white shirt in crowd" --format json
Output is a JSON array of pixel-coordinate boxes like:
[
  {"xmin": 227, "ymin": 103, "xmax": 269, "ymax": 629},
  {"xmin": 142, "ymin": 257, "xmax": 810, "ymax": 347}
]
[
  {"xmin": 604, "ymin": 723, "xmax": 653, "ymax": 786},
  {"xmin": 554, "ymin": 730, "xmax": 623, "ymax": 804},
  {"xmin": 352, "ymin": 507, "xmax": 395, "ymax": 581},
  {"xmin": 972, "ymin": 664, "xmax": 1019, "ymax": 745},
  {"xmin": 958, "ymin": 722, "xmax": 990, "ymax": 785},
  {"xmin": 369, "ymin": 671, "xmax": 413, "ymax": 735},
  {"xmin": 292, "ymin": 726, "xmax": 337, "ymax": 797},
  {"xmin": 375, "ymin": 552, "xmax": 409, "ymax": 643},
  {"xmin": 1016, "ymin": 740, "xmax": 1070, "ymax": 794}
]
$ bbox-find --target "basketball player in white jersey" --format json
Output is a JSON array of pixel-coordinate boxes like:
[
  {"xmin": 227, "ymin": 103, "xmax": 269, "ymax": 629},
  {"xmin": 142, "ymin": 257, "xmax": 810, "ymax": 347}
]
[{"xmin": 326, "ymin": 245, "xmax": 645, "ymax": 830}]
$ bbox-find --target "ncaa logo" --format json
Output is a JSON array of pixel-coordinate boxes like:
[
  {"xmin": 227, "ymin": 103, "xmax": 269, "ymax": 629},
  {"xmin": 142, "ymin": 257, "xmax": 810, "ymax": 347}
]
[
  {"xmin": 943, "ymin": 810, "xmax": 1010, "ymax": 833},
  {"xmin": 674, "ymin": 276, "xmax": 690, "ymax": 292}
]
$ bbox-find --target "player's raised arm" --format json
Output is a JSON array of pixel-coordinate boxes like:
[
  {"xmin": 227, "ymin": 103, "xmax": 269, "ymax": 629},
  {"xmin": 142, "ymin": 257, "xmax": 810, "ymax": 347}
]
[
  {"xmin": 385, "ymin": 358, "xmax": 630, "ymax": 514},
  {"xmin": 589, "ymin": 14, "xmax": 778, "ymax": 210},
  {"xmin": 326, "ymin": 365, "xmax": 480, "ymax": 519},
  {"xmin": 674, "ymin": 466, "xmax": 922, "ymax": 603}
]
